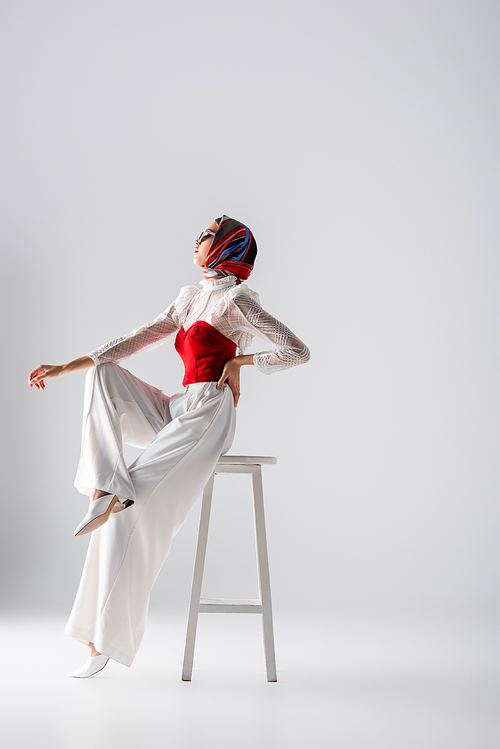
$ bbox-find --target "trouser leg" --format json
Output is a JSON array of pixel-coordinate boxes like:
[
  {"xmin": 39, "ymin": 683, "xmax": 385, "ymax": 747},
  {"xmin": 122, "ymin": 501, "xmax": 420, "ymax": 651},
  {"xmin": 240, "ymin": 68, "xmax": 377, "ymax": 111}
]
[
  {"xmin": 74, "ymin": 362, "xmax": 171, "ymax": 502},
  {"xmin": 66, "ymin": 382, "xmax": 236, "ymax": 667}
]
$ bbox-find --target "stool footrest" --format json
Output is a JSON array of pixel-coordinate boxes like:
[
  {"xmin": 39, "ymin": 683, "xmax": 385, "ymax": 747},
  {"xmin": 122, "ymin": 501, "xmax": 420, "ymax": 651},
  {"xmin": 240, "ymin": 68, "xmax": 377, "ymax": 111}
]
[{"xmin": 199, "ymin": 597, "xmax": 263, "ymax": 613}]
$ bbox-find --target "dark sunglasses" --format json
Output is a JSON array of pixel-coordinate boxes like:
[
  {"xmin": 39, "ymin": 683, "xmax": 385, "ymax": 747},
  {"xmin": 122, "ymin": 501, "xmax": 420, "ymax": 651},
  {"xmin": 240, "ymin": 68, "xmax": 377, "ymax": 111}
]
[{"xmin": 196, "ymin": 229, "xmax": 216, "ymax": 244}]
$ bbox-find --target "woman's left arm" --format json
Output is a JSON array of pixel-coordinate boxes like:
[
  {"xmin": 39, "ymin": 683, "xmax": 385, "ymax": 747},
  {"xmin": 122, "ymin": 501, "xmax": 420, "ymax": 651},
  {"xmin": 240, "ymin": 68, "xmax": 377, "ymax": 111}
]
[
  {"xmin": 216, "ymin": 293, "xmax": 310, "ymax": 406},
  {"xmin": 231, "ymin": 293, "xmax": 311, "ymax": 374}
]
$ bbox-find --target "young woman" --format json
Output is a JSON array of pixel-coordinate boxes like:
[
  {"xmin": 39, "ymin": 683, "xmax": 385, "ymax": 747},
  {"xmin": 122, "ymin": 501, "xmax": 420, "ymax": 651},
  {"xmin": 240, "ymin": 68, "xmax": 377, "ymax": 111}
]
[{"xmin": 28, "ymin": 215, "xmax": 310, "ymax": 678}]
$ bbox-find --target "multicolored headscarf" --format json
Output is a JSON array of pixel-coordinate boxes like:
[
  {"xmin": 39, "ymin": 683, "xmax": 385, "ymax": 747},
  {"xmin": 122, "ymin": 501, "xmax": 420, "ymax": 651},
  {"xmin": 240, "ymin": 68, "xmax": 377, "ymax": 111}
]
[{"xmin": 203, "ymin": 215, "xmax": 257, "ymax": 282}]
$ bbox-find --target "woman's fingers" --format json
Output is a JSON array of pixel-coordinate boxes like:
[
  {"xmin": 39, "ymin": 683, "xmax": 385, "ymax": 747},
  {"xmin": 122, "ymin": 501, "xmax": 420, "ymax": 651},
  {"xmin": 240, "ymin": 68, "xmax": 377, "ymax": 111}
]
[
  {"xmin": 216, "ymin": 360, "xmax": 241, "ymax": 406},
  {"xmin": 217, "ymin": 361, "xmax": 233, "ymax": 389},
  {"xmin": 226, "ymin": 380, "xmax": 240, "ymax": 407},
  {"xmin": 227, "ymin": 372, "xmax": 241, "ymax": 408},
  {"xmin": 29, "ymin": 370, "xmax": 43, "ymax": 387},
  {"xmin": 29, "ymin": 367, "xmax": 41, "ymax": 382},
  {"xmin": 29, "ymin": 370, "xmax": 46, "ymax": 386},
  {"xmin": 29, "ymin": 364, "xmax": 59, "ymax": 389},
  {"xmin": 216, "ymin": 371, "xmax": 227, "ymax": 389}
]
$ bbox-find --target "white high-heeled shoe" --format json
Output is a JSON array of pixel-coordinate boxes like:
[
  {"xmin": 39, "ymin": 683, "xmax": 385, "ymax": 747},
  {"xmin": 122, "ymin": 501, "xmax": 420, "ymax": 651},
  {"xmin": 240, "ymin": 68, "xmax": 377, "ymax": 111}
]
[
  {"xmin": 74, "ymin": 494, "xmax": 120, "ymax": 536},
  {"xmin": 69, "ymin": 653, "xmax": 110, "ymax": 678}
]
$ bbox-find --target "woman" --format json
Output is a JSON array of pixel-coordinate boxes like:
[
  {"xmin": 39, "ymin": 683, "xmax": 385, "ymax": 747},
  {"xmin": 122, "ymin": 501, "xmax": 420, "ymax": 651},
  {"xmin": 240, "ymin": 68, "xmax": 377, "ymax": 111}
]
[{"xmin": 28, "ymin": 215, "xmax": 310, "ymax": 678}]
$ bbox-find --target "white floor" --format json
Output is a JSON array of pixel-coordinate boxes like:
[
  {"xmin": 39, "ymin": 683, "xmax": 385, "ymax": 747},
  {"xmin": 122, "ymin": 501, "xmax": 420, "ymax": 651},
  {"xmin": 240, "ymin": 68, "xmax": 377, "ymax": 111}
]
[{"xmin": 2, "ymin": 611, "xmax": 499, "ymax": 749}]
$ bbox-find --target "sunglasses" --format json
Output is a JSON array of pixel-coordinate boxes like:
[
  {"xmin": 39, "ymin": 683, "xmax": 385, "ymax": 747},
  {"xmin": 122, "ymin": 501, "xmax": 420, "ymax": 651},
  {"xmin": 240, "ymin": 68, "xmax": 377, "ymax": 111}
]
[{"xmin": 196, "ymin": 229, "xmax": 216, "ymax": 244}]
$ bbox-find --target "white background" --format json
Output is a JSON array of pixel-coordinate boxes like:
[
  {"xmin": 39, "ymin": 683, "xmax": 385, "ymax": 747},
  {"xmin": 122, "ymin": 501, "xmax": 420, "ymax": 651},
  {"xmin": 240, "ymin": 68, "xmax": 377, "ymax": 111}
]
[
  {"xmin": 1, "ymin": 2, "xmax": 499, "ymax": 744},
  {"xmin": 2, "ymin": 0, "xmax": 499, "ymax": 618}
]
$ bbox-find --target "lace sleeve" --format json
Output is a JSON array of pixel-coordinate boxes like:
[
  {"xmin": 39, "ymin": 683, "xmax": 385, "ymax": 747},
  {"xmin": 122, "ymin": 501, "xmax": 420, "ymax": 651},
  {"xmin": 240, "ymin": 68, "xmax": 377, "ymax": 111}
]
[
  {"xmin": 87, "ymin": 301, "xmax": 181, "ymax": 366},
  {"xmin": 230, "ymin": 293, "xmax": 310, "ymax": 374}
]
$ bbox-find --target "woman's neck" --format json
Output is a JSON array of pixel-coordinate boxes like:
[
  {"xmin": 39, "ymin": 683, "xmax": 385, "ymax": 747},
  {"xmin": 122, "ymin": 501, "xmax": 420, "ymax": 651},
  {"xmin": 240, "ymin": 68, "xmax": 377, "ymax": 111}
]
[{"xmin": 200, "ymin": 274, "xmax": 238, "ymax": 291}]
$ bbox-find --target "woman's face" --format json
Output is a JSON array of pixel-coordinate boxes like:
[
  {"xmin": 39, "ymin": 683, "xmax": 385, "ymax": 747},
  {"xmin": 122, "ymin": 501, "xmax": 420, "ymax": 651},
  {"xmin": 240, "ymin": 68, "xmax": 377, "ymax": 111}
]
[{"xmin": 193, "ymin": 219, "xmax": 219, "ymax": 268}]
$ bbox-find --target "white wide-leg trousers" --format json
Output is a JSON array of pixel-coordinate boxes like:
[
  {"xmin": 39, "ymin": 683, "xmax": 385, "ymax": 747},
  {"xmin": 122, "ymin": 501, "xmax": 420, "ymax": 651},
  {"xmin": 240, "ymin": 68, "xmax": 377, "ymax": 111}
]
[{"xmin": 65, "ymin": 362, "xmax": 236, "ymax": 667}]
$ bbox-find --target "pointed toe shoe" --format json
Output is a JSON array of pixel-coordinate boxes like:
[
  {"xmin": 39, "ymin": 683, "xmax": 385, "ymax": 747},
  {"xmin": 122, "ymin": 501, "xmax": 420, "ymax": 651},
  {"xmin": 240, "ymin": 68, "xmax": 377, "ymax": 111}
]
[
  {"xmin": 74, "ymin": 494, "xmax": 120, "ymax": 537},
  {"xmin": 68, "ymin": 653, "xmax": 110, "ymax": 678}
]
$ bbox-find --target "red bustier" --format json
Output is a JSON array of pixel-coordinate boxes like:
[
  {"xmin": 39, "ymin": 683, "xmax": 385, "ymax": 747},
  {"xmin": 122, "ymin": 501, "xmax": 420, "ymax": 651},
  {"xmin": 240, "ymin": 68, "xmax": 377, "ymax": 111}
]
[{"xmin": 174, "ymin": 321, "xmax": 237, "ymax": 386}]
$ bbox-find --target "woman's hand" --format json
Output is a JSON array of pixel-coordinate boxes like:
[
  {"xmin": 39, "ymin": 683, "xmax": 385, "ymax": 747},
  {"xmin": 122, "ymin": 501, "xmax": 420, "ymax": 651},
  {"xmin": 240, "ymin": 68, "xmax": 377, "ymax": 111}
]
[
  {"xmin": 216, "ymin": 354, "xmax": 254, "ymax": 407},
  {"xmin": 28, "ymin": 356, "xmax": 94, "ymax": 390},
  {"xmin": 28, "ymin": 364, "xmax": 64, "ymax": 390}
]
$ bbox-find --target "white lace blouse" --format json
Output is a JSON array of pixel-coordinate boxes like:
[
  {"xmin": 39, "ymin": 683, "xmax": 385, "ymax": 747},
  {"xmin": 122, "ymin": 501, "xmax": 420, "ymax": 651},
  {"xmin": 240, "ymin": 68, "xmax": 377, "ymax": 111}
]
[{"xmin": 87, "ymin": 275, "xmax": 310, "ymax": 375}]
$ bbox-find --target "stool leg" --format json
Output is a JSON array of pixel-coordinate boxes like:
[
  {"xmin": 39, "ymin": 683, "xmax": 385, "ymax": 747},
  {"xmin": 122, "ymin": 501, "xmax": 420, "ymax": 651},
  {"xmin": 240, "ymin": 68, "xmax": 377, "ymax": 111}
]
[
  {"xmin": 182, "ymin": 474, "xmax": 215, "ymax": 681},
  {"xmin": 251, "ymin": 466, "xmax": 278, "ymax": 682}
]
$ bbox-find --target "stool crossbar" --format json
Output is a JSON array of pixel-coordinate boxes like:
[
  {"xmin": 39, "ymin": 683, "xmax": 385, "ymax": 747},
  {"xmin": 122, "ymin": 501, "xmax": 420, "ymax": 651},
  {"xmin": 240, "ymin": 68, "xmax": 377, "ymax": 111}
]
[{"xmin": 182, "ymin": 455, "xmax": 278, "ymax": 682}]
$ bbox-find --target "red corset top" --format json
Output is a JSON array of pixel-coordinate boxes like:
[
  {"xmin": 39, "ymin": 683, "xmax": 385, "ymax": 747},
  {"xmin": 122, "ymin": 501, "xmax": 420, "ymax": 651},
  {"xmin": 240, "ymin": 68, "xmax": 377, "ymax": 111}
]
[{"xmin": 174, "ymin": 321, "xmax": 237, "ymax": 386}]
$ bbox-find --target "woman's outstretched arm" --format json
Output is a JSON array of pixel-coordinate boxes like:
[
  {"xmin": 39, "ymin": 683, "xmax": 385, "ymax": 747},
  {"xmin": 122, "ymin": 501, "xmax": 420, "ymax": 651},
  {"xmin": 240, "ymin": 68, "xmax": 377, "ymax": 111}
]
[
  {"xmin": 28, "ymin": 288, "xmax": 195, "ymax": 391},
  {"xmin": 28, "ymin": 356, "xmax": 94, "ymax": 391}
]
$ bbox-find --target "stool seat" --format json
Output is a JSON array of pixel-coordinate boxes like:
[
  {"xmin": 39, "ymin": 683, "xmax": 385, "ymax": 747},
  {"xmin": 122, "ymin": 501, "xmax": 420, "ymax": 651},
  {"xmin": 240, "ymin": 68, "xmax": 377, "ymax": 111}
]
[
  {"xmin": 182, "ymin": 454, "xmax": 277, "ymax": 682},
  {"xmin": 217, "ymin": 455, "xmax": 277, "ymax": 465}
]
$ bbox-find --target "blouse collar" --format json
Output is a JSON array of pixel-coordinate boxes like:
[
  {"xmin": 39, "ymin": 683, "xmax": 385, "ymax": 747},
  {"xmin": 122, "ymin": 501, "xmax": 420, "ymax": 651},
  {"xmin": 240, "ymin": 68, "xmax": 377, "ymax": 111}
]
[{"xmin": 199, "ymin": 274, "xmax": 238, "ymax": 292}]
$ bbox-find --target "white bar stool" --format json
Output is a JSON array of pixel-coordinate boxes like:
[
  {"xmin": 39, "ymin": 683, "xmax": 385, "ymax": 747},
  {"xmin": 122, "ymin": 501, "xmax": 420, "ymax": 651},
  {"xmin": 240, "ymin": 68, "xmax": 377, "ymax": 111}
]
[{"xmin": 182, "ymin": 455, "xmax": 278, "ymax": 682}]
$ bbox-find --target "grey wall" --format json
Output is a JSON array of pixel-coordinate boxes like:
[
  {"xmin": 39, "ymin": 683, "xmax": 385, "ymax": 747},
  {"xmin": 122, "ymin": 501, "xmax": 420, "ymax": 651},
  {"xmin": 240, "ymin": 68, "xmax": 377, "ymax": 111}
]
[{"xmin": 2, "ymin": 0, "xmax": 499, "ymax": 620}]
